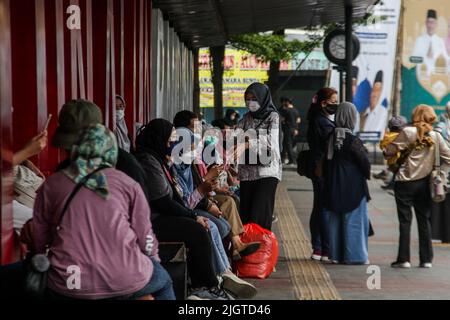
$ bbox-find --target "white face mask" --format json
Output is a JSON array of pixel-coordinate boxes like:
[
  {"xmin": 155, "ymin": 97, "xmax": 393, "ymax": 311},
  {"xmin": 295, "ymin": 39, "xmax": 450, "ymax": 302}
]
[
  {"xmin": 116, "ymin": 110, "xmax": 125, "ymax": 121},
  {"xmin": 246, "ymin": 100, "xmax": 261, "ymax": 112}
]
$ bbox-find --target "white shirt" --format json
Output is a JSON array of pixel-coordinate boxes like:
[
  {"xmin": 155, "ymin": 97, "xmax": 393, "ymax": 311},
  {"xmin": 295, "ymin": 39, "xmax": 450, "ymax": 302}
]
[
  {"xmin": 362, "ymin": 103, "xmax": 388, "ymax": 135},
  {"xmin": 412, "ymin": 34, "xmax": 449, "ymax": 74}
]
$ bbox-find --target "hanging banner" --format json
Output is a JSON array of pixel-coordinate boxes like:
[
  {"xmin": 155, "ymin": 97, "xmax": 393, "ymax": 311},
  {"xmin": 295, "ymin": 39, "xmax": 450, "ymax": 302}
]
[
  {"xmin": 199, "ymin": 48, "xmax": 269, "ymax": 109},
  {"xmin": 401, "ymin": 0, "xmax": 450, "ymax": 118},
  {"xmin": 331, "ymin": 0, "xmax": 401, "ymax": 135}
]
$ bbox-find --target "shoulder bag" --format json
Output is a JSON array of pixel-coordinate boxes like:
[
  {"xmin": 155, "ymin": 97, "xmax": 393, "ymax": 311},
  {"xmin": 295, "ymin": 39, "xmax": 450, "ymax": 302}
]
[
  {"xmin": 23, "ymin": 166, "xmax": 107, "ymax": 299},
  {"xmin": 430, "ymin": 132, "xmax": 447, "ymax": 203}
]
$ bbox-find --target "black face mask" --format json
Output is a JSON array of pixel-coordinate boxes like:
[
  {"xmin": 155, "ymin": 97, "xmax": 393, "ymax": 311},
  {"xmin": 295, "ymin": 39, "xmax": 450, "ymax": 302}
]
[{"xmin": 325, "ymin": 103, "xmax": 339, "ymax": 115}]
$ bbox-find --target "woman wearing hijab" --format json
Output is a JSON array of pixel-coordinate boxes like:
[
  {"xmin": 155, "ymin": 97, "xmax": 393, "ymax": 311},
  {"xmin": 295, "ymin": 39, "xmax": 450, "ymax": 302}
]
[
  {"xmin": 134, "ymin": 119, "xmax": 233, "ymax": 300},
  {"xmin": 115, "ymin": 95, "xmax": 132, "ymax": 153},
  {"xmin": 237, "ymin": 83, "xmax": 282, "ymax": 231},
  {"xmin": 385, "ymin": 105, "xmax": 450, "ymax": 269},
  {"xmin": 306, "ymin": 87, "xmax": 338, "ymax": 262},
  {"xmin": 324, "ymin": 102, "xmax": 371, "ymax": 265},
  {"xmin": 171, "ymin": 130, "xmax": 257, "ymax": 299},
  {"xmin": 33, "ymin": 124, "xmax": 175, "ymax": 300}
]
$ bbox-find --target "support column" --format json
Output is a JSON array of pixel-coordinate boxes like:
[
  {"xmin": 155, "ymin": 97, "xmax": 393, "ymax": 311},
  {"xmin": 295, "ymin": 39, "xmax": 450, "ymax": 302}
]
[{"xmin": 345, "ymin": 4, "xmax": 353, "ymax": 103}]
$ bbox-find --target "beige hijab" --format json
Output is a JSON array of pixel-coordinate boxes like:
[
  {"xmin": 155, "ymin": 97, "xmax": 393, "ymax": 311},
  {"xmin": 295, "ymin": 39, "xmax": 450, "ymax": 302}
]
[{"xmin": 412, "ymin": 105, "xmax": 437, "ymax": 142}]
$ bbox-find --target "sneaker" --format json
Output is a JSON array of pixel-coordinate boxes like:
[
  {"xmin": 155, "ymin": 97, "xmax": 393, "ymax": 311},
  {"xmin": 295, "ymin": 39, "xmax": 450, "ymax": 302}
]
[
  {"xmin": 419, "ymin": 262, "xmax": 432, "ymax": 268},
  {"xmin": 321, "ymin": 255, "xmax": 330, "ymax": 263},
  {"xmin": 311, "ymin": 250, "xmax": 322, "ymax": 261},
  {"xmin": 209, "ymin": 287, "xmax": 235, "ymax": 300},
  {"xmin": 222, "ymin": 273, "xmax": 257, "ymax": 299},
  {"xmin": 188, "ymin": 287, "xmax": 234, "ymax": 300},
  {"xmin": 391, "ymin": 261, "xmax": 411, "ymax": 268}
]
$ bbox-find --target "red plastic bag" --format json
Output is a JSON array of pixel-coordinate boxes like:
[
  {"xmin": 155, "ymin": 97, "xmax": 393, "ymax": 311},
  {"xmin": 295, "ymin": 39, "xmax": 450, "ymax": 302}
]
[{"xmin": 235, "ymin": 223, "xmax": 279, "ymax": 279}]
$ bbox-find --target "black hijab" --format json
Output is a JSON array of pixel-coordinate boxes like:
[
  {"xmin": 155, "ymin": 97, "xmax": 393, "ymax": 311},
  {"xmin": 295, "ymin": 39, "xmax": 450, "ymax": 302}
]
[
  {"xmin": 136, "ymin": 118, "xmax": 174, "ymax": 160},
  {"xmin": 245, "ymin": 83, "xmax": 278, "ymax": 120}
]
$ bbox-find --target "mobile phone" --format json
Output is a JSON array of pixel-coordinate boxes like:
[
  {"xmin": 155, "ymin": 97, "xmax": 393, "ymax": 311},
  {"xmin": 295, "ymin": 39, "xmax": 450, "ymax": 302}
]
[{"xmin": 43, "ymin": 114, "xmax": 52, "ymax": 132}]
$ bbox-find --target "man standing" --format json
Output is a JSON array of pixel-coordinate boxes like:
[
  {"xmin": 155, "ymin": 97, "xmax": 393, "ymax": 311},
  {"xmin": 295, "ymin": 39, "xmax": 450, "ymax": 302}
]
[
  {"xmin": 412, "ymin": 9, "xmax": 448, "ymax": 75},
  {"xmin": 360, "ymin": 71, "xmax": 388, "ymax": 135},
  {"xmin": 280, "ymin": 97, "xmax": 301, "ymax": 165}
]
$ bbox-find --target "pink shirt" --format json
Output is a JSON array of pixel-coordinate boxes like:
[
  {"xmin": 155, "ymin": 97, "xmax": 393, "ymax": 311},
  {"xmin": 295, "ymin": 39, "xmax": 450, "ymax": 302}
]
[{"xmin": 33, "ymin": 169, "xmax": 159, "ymax": 300}]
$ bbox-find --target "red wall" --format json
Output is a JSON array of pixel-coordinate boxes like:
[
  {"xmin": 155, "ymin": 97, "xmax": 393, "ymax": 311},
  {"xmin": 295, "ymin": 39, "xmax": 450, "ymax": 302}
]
[{"xmin": 0, "ymin": 0, "xmax": 153, "ymax": 264}]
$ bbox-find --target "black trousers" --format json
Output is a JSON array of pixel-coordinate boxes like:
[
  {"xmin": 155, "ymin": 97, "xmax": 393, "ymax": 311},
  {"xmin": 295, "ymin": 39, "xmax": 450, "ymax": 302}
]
[
  {"xmin": 394, "ymin": 178, "xmax": 433, "ymax": 264},
  {"xmin": 152, "ymin": 216, "xmax": 219, "ymax": 289},
  {"xmin": 282, "ymin": 129, "xmax": 295, "ymax": 163},
  {"xmin": 240, "ymin": 177, "xmax": 279, "ymax": 231},
  {"xmin": 431, "ymin": 197, "xmax": 450, "ymax": 243}
]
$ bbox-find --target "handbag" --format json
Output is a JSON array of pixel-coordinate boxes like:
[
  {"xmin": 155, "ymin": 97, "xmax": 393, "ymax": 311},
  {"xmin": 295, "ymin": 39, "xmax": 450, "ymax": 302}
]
[
  {"xmin": 430, "ymin": 133, "xmax": 447, "ymax": 203},
  {"xmin": 296, "ymin": 146, "xmax": 313, "ymax": 179},
  {"xmin": 23, "ymin": 166, "xmax": 107, "ymax": 299}
]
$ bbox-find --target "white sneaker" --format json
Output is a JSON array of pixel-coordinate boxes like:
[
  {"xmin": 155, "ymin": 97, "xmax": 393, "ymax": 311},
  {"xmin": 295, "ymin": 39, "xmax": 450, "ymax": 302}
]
[
  {"xmin": 222, "ymin": 272, "xmax": 257, "ymax": 299},
  {"xmin": 321, "ymin": 256, "xmax": 331, "ymax": 263},
  {"xmin": 420, "ymin": 262, "xmax": 432, "ymax": 268},
  {"xmin": 311, "ymin": 250, "xmax": 322, "ymax": 261}
]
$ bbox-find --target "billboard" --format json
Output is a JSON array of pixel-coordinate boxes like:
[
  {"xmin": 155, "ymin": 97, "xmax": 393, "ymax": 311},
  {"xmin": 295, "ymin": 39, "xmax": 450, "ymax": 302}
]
[
  {"xmin": 199, "ymin": 48, "xmax": 269, "ymax": 109},
  {"xmin": 331, "ymin": 0, "xmax": 401, "ymax": 135},
  {"xmin": 199, "ymin": 47, "xmax": 330, "ymax": 109},
  {"xmin": 401, "ymin": 0, "xmax": 450, "ymax": 118}
]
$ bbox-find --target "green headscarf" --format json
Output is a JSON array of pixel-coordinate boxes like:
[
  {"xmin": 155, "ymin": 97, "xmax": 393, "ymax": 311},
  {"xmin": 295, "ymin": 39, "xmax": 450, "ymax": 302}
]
[{"xmin": 63, "ymin": 124, "xmax": 118, "ymax": 199}]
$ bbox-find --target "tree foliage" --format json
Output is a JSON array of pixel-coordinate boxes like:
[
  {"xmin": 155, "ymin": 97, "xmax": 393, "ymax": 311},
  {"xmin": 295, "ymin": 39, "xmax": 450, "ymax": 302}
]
[{"xmin": 229, "ymin": 33, "xmax": 322, "ymax": 63}]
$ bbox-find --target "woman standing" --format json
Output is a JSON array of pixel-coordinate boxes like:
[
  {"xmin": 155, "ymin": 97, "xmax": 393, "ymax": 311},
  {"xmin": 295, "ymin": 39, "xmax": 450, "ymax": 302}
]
[
  {"xmin": 386, "ymin": 105, "xmax": 450, "ymax": 268},
  {"xmin": 306, "ymin": 88, "xmax": 338, "ymax": 261},
  {"xmin": 237, "ymin": 83, "xmax": 282, "ymax": 231},
  {"xmin": 324, "ymin": 102, "xmax": 371, "ymax": 265}
]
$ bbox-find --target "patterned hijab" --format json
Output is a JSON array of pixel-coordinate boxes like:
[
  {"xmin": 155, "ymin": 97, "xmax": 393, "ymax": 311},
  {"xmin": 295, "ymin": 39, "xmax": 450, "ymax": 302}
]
[
  {"xmin": 63, "ymin": 124, "xmax": 118, "ymax": 199},
  {"xmin": 412, "ymin": 105, "xmax": 437, "ymax": 142}
]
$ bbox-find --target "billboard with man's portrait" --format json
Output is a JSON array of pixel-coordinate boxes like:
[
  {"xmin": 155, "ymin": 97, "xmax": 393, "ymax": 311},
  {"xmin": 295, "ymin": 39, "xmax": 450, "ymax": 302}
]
[{"xmin": 401, "ymin": 0, "xmax": 450, "ymax": 118}]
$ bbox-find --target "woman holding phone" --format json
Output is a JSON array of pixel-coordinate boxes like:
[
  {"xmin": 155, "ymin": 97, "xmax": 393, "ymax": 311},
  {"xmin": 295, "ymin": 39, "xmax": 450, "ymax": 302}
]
[{"xmin": 236, "ymin": 83, "xmax": 282, "ymax": 231}]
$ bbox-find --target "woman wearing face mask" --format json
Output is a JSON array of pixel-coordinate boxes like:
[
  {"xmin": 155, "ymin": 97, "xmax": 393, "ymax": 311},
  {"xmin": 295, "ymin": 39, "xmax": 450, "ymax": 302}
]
[
  {"xmin": 306, "ymin": 87, "xmax": 338, "ymax": 262},
  {"xmin": 236, "ymin": 83, "xmax": 282, "ymax": 231},
  {"xmin": 324, "ymin": 102, "xmax": 371, "ymax": 265},
  {"xmin": 134, "ymin": 119, "xmax": 233, "ymax": 300},
  {"xmin": 171, "ymin": 130, "xmax": 258, "ymax": 299},
  {"xmin": 115, "ymin": 95, "xmax": 132, "ymax": 153}
]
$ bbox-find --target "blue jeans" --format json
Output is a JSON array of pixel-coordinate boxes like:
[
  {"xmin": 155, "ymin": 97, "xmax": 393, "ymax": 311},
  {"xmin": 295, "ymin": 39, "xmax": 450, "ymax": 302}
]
[
  {"xmin": 310, "ymin": 177, "xmax": 330, "ymax": 253},
  {"xmin": 128, "ymin": 258, "xmax": 176, "ymax": 300},
  {"xmin": 327, "ymin": 197, "xmax": 369, "ymax": 264},
  {"xmin": 195, "ymin": 209, "xmax": 231, "ymax": 239},
  {"xmin": 208, "ymin": 220, "xmax": 231, "ymax": 275}
]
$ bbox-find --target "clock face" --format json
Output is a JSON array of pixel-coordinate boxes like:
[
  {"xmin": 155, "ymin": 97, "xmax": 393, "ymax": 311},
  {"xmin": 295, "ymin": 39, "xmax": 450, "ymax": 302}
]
[{"xmin": 329, "ymin": 34, "xmax": 346, "ymax": 60}]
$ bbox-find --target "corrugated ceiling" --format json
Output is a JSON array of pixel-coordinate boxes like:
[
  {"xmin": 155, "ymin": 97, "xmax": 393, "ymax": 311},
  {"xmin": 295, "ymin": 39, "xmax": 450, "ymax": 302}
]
[{"xmin": 153, "ymin": 0, "xmax": 379, "ymax": 48}]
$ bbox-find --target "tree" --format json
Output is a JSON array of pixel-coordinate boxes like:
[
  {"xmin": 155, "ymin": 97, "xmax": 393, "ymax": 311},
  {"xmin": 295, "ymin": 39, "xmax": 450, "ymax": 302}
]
[
  {"xmin": 210, "ymin": 45, "xmax": 225, "ymax": 120},
  {"xmin": 230, "ymin": 31, "xmax": 322, "ymax": 100}
]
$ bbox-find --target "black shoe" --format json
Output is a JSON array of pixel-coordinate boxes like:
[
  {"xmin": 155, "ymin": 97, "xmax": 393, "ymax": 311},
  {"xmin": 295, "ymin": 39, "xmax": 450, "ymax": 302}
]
[
  {"xmin": 381, "ymin": 183, "xmax": 394, "ymax": 190},
  {"xmin": 238, "ymin": 242, "xmax": 261, "ymax": 257},
  {"xmin": 391, "ymin": 261, "xmax": 411, "ymax": 268}
]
